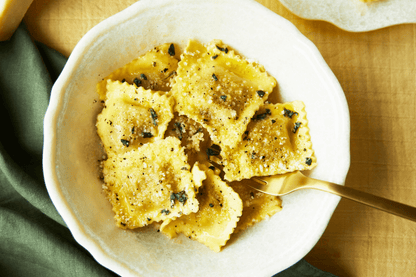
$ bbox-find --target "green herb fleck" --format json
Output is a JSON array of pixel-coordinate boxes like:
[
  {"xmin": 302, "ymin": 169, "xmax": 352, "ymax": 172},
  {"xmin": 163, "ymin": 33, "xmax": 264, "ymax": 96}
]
[
  {"xmin": 220, "ymin": 95, "xmax": 227, "ymax": 101},
  {"xmin": 254, "ymin": 109, "xmax": 271, "ymax": 120},
  {"xmin": 140, "ymin": 73, "xmax": 147, "ymax": 80},
  {"xmin": 305, "ymin": 157, "xmax": 312, "ymax": 166},
  {"xmin": 209, "ymin": 203, "xmax": 214, "ymax": 207},
  {"xmin": 133, "ymin": 78, "xmax": 141, "ymax": 86},
  {"xmin": 257, "ymin": 90, "xmax": 266, "ymax": 98},
  {"xmin": 141, "ymin": 132, "xmax": 153, "ymax": 138},
  {"xmin": 293, "ymin": 122, "xmax": 301, "ymax": 133},
  {"xmin": 168, "ymin": 43, "xmax": 175, "ymax": 56},
  {"xmin": 212, "ymin": 54, "xmax": 218, "ymax": 59},
  {"xmin": 283, "ymin": 108, "xmax": 298, "ymax": 119},
  {"xmin": 212, "ymin": 73, "xmax": 218, "ymax": 81},
  {"xmin": 170, "ymin": 191, "xmax": 188, "ymax": 206},
  {"xmin": 149, "ymin": 108, "xmax": 158, "ymax": 126},
  {"xmin": 216, "ymin": 45, "xmax": 229, "ymax": 53},
  {"xmin": 121, "ymin": 139, "xmax": 130, "ymax": 147},
  {"xmin": 161, "ymin": 209, "xmax": 171, "ymax": 215}
]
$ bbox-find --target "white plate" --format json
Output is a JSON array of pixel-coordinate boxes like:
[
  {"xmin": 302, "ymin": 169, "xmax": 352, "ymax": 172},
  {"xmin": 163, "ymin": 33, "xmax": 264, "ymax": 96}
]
[
  {"xmin": 279, "ymin": 0, "xmax": 416, "ymax": 32},
  {"xmin": 43, "ymin": 0, "xmax": 350, "ymax": 276}
]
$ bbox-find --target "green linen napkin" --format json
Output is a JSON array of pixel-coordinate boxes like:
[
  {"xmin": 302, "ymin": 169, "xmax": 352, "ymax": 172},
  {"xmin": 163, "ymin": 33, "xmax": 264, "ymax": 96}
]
[
  {"xmin": 0, "ymin": 22, "xmax": 118, "ymax": 277},
  {"xmin": 0, "ymin": 22, "xmax": 336, "ymax": 277}
]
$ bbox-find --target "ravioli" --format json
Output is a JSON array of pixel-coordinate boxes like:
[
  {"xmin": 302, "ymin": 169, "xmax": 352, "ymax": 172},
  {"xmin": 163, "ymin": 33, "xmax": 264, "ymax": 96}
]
[
  {"xmin": 97, "ymin": 43, "xmax": 179, "ymax": 100},
  {"xmin": 160, "ymin": 163, "xmax": 243, "ymax": 252},
  {"xmin": 171, "ymin": 39, "xmax": 277, "ymax": 148},
  {"xmin": 229, "ymin": 179, "xmax": 282, "ymax": 233},
  {"xmin": 96, "ymin": 80, "xmax": 174, "ymax": 155},
  {"xmin": 220, "ymin": 101, "xmax": 316, "ymax": 181},
  {"xmin": 101, "ymin": 137, "xmax": 206, "ymax": 229},
  {"xmin": 97, "ymin": 40, "xmax": 318, "ymax": 252}
]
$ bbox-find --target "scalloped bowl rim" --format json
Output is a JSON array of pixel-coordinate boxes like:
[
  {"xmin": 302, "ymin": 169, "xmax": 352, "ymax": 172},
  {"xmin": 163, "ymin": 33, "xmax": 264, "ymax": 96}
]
[{"xmin": 43, "ymin": 0, "xmax": 350, "ymax": 276}]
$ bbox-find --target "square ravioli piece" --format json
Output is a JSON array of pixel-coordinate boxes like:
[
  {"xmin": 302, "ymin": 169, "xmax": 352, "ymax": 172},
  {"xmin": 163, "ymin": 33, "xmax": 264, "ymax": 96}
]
[
  {"xmin": 96, "ymin": 80, "xmax": 174, "ymax": 156},
  {"xmin": 101, "ymin": 137, "xmax": 206, "ymax": 229},
  {"xmin": 220, "ymin": 101, "xmax": 317, "ymax": 181},
  {"xmin": 97, "ymin": 43, "xmax": 180, "ymax": 100},
  {"xmin": 160, "ymin": 163, "xmax": 243, "ymax": 252},
  {"xmin": 229, "ymin": 179, "xmax": 282, "ymax": 233},
  {"xmin": 172, "ymin": 39, "xmax": 277, "ymax": 148}
]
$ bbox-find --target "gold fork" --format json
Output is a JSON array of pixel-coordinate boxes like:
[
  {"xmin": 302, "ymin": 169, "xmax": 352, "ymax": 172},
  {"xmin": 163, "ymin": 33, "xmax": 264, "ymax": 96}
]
[{"xmin": 209, "ymin": 160, "xmax": 416, "ymax": 222}]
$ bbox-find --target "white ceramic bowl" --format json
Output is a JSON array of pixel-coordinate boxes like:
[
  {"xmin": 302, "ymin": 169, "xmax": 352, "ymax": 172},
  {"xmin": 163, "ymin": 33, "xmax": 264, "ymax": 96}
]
[
  {"xmin": 43, "ymin": 0, "xmax": 350, "ymax": 276},
  {"xmin": 279, "ymin": 0, "xmax": 416, "ymax": 32}
]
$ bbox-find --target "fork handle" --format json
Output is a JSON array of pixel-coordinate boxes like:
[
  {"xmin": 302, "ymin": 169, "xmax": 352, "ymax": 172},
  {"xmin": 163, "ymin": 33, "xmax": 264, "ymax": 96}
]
[{"xmin": 304, "ymin": 177, "xmax": 416, "ymax": 222}]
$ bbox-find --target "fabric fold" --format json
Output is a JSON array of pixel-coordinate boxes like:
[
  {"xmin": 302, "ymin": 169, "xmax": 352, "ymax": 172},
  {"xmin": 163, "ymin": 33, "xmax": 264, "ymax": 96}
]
[{"xmin": 0, "ymin": 22, "xmax": 64, "ymax": 225}]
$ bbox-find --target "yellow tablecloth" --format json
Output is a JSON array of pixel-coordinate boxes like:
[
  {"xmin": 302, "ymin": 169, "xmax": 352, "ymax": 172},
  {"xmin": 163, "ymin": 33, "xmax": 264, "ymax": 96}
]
[{"xmin": 24, "ymin": 0, "xmax": 416, "ymax": 276}]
